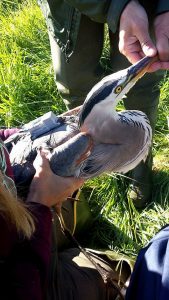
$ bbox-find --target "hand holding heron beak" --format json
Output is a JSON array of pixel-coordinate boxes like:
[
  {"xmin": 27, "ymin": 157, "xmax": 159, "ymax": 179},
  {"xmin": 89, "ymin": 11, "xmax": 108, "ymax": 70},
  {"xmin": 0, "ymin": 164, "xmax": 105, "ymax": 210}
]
[{"xmin": 118, "ymin": 0, "xmax": 169, "ymax": 72}]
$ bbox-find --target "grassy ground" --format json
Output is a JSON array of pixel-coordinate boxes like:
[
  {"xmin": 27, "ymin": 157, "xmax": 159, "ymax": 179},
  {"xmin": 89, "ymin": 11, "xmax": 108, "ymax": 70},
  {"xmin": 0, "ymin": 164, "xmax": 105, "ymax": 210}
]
[{"xmin": 0, "ymin": 0, "xmax": 169, "ymax": 258}]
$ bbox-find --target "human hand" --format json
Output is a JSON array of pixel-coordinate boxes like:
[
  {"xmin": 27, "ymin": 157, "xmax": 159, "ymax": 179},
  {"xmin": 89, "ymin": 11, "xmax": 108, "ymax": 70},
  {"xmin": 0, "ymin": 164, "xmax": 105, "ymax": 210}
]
[
  {"xmin": 151, "ymin": 12, "xmax": 169, "ymax": 72},
  {"xmin": 27, "ymin": 150, "xmax": 84, "ymax": 211},
  {"xmin": 118, "ymin": 0, "xmax": 157, "ymax": 64}
]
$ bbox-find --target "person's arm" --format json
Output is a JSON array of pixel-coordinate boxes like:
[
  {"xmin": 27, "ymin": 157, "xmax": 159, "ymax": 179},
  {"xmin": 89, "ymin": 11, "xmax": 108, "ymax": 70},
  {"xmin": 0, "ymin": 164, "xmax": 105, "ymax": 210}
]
[
  {"xmin": 14, "ymin": 152, "xmax": 84, "ymax": 300},
  {"xmin": 117, "ymin": 0, "xmax": 169, "ymax": 72},
  {"xmin": 65, "ymin": 0, "xmax": 169, "ymax": 72},
  {"xmin": 0, "ymin": 201, "xmax": 52, "ymax": 300},
  {"xmin": 0, "ymin": 149, "xmax": 84, "ymax": 299},
  {"xmin": 66, "ymin": 0, "xmax": 169, "ymax": 36},
  {"xmin": 9, "ymin": 202, "xmax": 53, "ymax": 300},
  {"xmin": 118, "ymin": 1, "xmax": 157, "ymax": 64},
  {"xmin": 65, "ymin": 0, "xmax": 130, "ymax": 32}
]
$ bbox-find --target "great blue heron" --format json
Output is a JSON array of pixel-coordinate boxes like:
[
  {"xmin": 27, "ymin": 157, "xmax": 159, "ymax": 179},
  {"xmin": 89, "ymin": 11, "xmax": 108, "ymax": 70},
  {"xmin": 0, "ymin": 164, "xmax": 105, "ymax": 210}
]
[{"xmin": 5, "ymin": 56, "xmax": 154, "ymax": 192}]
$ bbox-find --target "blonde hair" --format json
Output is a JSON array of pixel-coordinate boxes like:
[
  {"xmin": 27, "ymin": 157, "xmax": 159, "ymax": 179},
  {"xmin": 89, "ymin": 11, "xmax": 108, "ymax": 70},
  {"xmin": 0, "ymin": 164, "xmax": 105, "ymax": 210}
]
[
  {"xmin": 0, "ymin": 180, "xmax": 35, "ymax": 238},
  {"xmin": 0, "ymin": 138, "xmax": 35, "ymax": 238}
]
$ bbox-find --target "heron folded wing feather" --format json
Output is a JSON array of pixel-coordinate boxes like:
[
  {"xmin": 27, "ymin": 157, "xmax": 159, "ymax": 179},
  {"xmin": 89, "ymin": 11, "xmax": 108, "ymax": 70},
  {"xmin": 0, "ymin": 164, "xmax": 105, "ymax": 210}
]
[{"xmin": 49, "ymin": 133, "xmax": 93, "ymax": 177}]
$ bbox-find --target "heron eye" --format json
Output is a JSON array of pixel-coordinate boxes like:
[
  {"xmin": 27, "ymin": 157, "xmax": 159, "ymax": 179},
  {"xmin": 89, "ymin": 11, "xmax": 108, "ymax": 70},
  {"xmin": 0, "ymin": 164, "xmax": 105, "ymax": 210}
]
[{"xmin": 114, "ymin": 85, "xmax": 122, "ymax": 94}]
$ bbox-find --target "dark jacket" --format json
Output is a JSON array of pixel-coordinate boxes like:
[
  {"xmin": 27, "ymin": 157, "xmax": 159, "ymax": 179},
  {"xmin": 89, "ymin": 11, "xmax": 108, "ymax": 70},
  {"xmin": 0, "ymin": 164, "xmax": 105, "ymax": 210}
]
[
  {"xmin": 38, "ymin": 0, "xmax": 169, "ymax": 58},
  {"xmin": 126, "ymin": 225, "xmax": 169, "ymax": 300},
  {"xmin": 0, "ymin": 203, "xmax": 52, "ymax": 300}
]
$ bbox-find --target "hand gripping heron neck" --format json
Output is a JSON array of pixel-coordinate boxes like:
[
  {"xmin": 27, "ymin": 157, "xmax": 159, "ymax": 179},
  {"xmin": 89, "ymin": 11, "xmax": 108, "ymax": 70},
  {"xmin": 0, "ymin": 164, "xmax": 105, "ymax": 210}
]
[{"xmin": 7, "ymin": 56, "xmax": 155, "ymax": 187}]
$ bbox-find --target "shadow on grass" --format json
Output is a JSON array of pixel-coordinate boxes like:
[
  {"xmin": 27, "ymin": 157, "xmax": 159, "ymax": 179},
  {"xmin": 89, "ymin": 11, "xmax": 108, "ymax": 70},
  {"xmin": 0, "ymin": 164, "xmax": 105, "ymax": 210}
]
[
  {"xmin": 76, "ymin": 213, "xmax": 140, "ymax": 255},
  {"xmin": 152, "ymin": 169, "xmax": 169, "ymax": 206},
  {"xmin": 79, "ymin": 170, "xmax": 169, "ymax": 254}
]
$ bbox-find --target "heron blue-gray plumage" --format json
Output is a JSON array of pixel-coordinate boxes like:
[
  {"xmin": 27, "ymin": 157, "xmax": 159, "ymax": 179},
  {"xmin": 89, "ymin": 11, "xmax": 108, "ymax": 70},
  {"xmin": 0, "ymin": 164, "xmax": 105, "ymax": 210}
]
[{"xmin": 5, "ymin": 56, "xmax": 155, "ymax": 193}]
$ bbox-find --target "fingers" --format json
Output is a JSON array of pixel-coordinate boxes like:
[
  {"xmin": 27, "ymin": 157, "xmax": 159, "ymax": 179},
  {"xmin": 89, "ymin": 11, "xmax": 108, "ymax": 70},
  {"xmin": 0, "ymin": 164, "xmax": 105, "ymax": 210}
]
[
  {"xmin": 62, "ymin": 176, "xmax": 84, "ymax": 198},
  {"xmin": 147, "ymin": 61, "xmax": 169, "ymax": 73},
  {"xmin": 135, "ymin": 27, "xmax": 156, "ymax": 58},
  {"xmin": 69, "ymin": 177, "xmax": 85, "ymax": 194},
  {"xmin": 119, "ymin": 30, "xmax": 149, "ymax": 64},
  {"xmin": 118, "ymin": 1, "xmax": 169, "ymax": 72},
  {"xmin": 28, "ymin": 147, "xmax": 85, "ymax": 208},
  {"xmin": 118, "ymin": 30, "xmax": 138, "ymax": 63},
  {"xmin": 135, "ymin": 19, "xmax": 157, "ymax": 57},
  {"xmin": 154, "ymin": 12, "xmax": 169, "ymax": 62},
  {"xmin": 119, "ymin": 19, "xmax": 157, "ymax": 61},
  {"xmin": 118, "ymin": 0, "xmax": 157, "ymax": 65},
  {"xmin": 156, "ymin": 36, "xmax": 169, "ymax": 62},
  {"xmin": 33, "ymin": 148, "xmax": 51, "ymax": 175},
  {"xmin": 155, "ymin": 29, "xmax": 169, "ymax": 62},
  {"xmin": 119, "ymin": 33, "xmax": 156, "ymax": 65},
  {"xmin": 55, "ymin": 202, "xmax": 62, "ymax": 215}
]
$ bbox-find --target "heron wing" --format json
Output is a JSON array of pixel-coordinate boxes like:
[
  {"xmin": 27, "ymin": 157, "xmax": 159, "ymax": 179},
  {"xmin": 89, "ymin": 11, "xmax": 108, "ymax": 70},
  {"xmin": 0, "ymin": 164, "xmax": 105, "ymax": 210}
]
[
  {"xmin": 78, "ymin": 139, "xmax": 150, "ymax": 178},
  {"xmin": 6, "ymin": 113, "xmax": 79, "ymax": 194}
]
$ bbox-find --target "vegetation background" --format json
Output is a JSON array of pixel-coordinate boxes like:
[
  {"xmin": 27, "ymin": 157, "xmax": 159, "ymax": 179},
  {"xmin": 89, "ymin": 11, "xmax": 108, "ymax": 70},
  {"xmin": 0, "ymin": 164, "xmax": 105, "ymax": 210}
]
[{"xmin": 0, "ymin": 0, "xmax": 169, "ymax": 258}]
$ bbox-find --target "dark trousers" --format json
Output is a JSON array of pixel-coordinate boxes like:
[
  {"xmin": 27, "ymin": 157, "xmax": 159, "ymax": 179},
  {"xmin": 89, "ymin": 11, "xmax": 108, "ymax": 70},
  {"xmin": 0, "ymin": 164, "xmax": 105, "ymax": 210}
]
[{"xmin": 46, "ymin": 203, "xmax": 132, "ymax": 300}]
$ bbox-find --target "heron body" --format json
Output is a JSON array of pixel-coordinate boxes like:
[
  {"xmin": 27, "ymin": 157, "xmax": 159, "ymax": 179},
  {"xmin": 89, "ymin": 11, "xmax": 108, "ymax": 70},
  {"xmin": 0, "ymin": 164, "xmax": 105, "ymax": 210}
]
[
  {"xmin": 5, "ymin": 56, "xmax": 154, "ymax": 191},
  {"xmin": 77, "ymin": 109, "xmax": 151, "ymax": 176}
]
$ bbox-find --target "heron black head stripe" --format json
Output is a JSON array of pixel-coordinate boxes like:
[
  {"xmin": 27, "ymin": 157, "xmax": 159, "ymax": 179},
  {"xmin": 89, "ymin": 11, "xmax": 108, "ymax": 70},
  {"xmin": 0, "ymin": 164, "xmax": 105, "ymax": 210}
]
[{"xmin": 79, "ymin": 80, "xmax": 118, "ymax": 126}]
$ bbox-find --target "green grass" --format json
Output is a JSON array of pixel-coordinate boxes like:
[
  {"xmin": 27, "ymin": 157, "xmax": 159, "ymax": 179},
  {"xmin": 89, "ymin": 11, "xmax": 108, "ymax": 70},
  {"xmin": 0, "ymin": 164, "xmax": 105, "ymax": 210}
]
[
  {"xmin": 0, "ymin": 0, "xmax": 169, "ymax": 258},
  {"xmin": 0, "ymin": 0, "xmax": 65, "ymax": 126}
]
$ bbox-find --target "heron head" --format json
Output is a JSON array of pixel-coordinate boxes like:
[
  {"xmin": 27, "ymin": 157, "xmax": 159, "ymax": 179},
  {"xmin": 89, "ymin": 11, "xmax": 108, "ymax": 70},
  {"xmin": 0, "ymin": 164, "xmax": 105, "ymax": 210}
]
[{"xmin": 79, "ymin": 56, "xmax": 156, "ymax": 126}]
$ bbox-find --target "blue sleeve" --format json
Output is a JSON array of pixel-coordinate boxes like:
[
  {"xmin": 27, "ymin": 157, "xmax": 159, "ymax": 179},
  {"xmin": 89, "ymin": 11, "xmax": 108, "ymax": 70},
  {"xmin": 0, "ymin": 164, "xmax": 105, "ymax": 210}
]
[{"xmin": 126, "ymin": 225, "xmax": 169, "ymax": 300}]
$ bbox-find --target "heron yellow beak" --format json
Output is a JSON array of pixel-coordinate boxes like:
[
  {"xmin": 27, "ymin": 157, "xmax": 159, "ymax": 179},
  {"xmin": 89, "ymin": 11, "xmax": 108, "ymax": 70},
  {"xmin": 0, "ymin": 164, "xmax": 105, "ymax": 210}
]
[{"xmin": 128, "ymin": 55, "xmax": 157, "ymax": 81}]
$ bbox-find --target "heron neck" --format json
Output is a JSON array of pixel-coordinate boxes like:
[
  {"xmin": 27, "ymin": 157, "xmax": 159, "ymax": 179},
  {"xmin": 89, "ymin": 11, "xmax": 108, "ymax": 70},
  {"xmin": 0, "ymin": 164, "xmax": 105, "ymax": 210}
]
[{"xmin": 81, "ymin": 103, "xmax": 118, "ymax": 134}]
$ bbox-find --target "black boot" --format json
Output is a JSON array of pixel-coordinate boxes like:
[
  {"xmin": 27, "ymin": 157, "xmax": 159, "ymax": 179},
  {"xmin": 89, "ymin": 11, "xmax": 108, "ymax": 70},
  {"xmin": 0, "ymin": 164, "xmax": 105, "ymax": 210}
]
[{"xmin": 127, "ymin": 153, "xmax": 153, "ymax": 208}]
